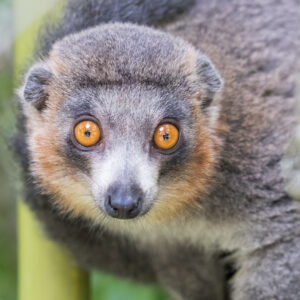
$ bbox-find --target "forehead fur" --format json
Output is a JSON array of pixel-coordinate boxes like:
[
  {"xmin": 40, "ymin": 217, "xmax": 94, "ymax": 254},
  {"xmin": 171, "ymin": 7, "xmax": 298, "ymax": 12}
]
[{"xmin": 49, "ymin": 23, "xmax": 199, "ymax": 94}]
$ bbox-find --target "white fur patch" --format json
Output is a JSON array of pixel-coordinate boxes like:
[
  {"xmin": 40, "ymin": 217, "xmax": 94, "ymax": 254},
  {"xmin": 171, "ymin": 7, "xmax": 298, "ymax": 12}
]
[{"xmin": 91, "ymin": 145, "xmax": 159, "ymax": 209}]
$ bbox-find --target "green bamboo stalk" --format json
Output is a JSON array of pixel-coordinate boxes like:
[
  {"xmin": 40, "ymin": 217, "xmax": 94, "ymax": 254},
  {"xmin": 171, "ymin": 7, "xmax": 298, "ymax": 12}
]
[
  {"xmin": 15, "ymin": 1, "xmax": 90, "ymax": 299},
  {"xmin": 18, "ymin": 202, "xmax": 90, "ymax": 300}
]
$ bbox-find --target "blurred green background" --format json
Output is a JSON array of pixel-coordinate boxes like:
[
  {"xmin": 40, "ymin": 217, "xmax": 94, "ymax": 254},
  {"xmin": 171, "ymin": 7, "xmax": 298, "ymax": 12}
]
[
  {"xmin": 0, "ymin": 0, "xmax": 17, "ymax": 299},
  {"xmin": 0, "ymin": 0, "xmax": 167, "ymax": 299}
]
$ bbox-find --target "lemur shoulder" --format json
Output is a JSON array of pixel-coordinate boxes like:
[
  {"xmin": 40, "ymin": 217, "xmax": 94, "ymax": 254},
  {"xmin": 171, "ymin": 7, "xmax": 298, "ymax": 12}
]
[{"xmin": 15, "ymin": 0, "xmax": 300, "ymax": 299}]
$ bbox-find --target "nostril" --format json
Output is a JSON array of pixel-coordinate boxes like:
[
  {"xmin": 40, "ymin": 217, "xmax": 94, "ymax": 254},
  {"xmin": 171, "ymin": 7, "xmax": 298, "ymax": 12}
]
[
  {"xmin": 105, "ymin": 194, "xmax": 120, "ymax": 217},
  {"xmin": 128, "ymin": 197, "xmax": 141, "ymax": 213},
  {"xmin": 128, "ymin": 207, "xmax": 135, "ymax": 214},
  {"xmin": 107, "ymin": 195, "xmax": 118, "ymax": 212},
  {"xmin": 107, "ymin": 194, "xmax": 111, "ymax": 205}
]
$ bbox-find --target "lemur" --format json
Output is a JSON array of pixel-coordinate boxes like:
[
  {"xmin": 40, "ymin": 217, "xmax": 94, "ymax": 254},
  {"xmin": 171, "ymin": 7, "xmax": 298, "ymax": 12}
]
[{"xmin": 15, "ymin": 0, "xmax": 300, "ymax": 299}]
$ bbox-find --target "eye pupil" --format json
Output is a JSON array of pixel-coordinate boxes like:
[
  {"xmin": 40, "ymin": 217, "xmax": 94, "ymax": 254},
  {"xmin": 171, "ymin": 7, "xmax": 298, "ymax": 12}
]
[
  {"xmin": 85, "ymin": 130, "xmax": 91, "ymax": 137},
  {"xmin": 163, "ymin": 133, "xmax": 169, "ymax": 140}
]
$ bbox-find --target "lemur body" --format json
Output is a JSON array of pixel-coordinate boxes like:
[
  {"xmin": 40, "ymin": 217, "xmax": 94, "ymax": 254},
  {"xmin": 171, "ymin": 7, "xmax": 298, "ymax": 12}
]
[{"xmin": 15, "ymin": 0, "xmax": 300, "ymax": 299}]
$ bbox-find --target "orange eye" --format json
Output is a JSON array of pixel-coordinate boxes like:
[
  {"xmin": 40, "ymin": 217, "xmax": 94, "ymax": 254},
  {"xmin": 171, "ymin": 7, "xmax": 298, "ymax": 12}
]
[
  {"xmin": 154, "ymin": 123, "xmax": 179, "ymax": 150},
  {"xmin": 74, "ymin": 120, "xmax": 101, "ymax": 147}
]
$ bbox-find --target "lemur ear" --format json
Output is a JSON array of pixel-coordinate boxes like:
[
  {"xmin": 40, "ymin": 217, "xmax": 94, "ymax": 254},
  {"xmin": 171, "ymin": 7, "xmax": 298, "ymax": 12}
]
[
  {"xmin": 196, "ymin": 53, "xmax": 223, "ymax": 109},
  {"xmin": 21, "ymin": 63, "xmax": 52, "ymax": 111}
]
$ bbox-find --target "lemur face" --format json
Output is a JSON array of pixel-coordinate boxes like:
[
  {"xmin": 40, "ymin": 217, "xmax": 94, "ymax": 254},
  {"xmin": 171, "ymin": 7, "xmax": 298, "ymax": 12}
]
[
  {"xmin": 57, "ymin": 84, "xmax": 196, "ymax": 219},
  {"xmin": 20, "ymin": 24, "xmax": 223, "ymax": 227}
]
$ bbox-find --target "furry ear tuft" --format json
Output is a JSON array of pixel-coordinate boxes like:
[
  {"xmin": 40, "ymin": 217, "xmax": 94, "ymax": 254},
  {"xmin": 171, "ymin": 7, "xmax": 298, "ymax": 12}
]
[
  {"xmin": 22, "ymin": 64, "xmax": 52, "ymax": 111},
  {"xmin": 196, "ymin": 53, "xmax": 223, "ymax": 109}
]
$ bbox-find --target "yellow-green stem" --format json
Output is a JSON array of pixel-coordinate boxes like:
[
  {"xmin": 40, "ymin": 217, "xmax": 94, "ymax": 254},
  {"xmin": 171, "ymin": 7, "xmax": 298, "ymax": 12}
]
[{"xmin": 18, "ymin": 202, "xmax": 90, "ymax": 300}]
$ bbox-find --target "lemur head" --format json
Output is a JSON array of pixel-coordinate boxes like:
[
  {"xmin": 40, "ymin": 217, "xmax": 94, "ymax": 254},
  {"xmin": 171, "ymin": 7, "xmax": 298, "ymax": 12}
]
[{"xmin": 19, "ymin": 23, "xmax": 223, "ymax": 228}]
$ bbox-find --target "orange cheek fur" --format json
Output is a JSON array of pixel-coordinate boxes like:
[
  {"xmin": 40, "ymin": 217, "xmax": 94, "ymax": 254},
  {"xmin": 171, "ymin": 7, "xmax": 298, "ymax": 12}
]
[
  {"xmin": 25, "ymin": 90, "xmax": 103, "ymax": 222},
  {"xmin": 31, "ymin": 129, "xmax": 101, "ymax": 220},
  {"xmin": 145, "ymin": 107, "xmax": 223, "ymax": 224}
]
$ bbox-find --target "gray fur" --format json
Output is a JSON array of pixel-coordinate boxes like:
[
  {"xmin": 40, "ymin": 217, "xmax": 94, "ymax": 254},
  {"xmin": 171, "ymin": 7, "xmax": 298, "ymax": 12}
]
[
  {"xmin": 38, "ymin": 0, "xmax": 195, "ymax": 55},
  {"xmin": 15, "ymin": 0, "xmax": 300, "ymax": 299}
]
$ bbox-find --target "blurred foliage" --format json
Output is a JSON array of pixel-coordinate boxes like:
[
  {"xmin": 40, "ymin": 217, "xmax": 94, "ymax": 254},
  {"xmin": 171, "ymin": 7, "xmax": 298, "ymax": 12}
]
[
  {"xmin": 92, "ymin": 274, "xmax": 167, "ymax": 300},
  {"xmin": 0, "ymin": 0, "xmax": 167, "ymax": 299},
  {"xmin": 0, "ymin": 0, "xmax": 18, "ymax": 298}
]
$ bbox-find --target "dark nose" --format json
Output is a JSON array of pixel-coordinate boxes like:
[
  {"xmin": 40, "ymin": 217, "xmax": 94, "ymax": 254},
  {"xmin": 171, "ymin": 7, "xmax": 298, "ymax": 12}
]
[{"xmin": 105, "ymin": 184, "xmax": 143, "ymax": 219}]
